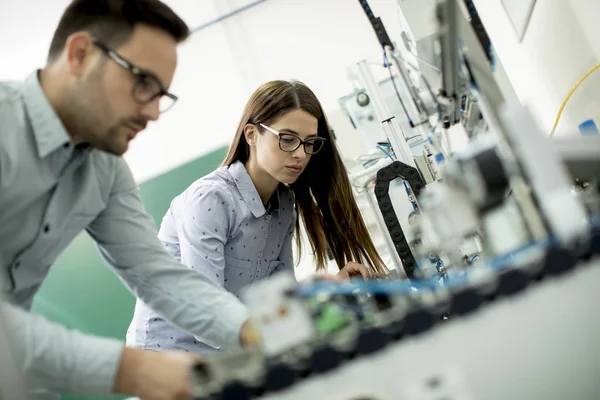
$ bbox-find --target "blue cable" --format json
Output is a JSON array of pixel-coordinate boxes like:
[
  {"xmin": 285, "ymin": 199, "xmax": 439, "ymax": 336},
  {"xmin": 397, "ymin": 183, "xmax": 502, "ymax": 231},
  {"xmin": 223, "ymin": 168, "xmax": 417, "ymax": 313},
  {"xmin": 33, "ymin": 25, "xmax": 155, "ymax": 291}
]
[
  {"xmin": 382, "ymin": 48, "xmax": 389, "ymax": 68},
  {"xmin": 376, "ymin": 145, "xmax": 395, "ymax": 161},
  {"xmin": 435, "ymin": 258, "xmax": 449, "ymax": 284},
  {"xmin": 435, "ymin": 258, "xmax": 444, "ymax": 273},
  {"xmin": 296, "ymin": 279, "xmax": 432, "ymax": 297},
  {"xmin": 402, "ymin": 181, "xmax": 419, "ymax": 211},
  {"xmin": 295, "ymin": 240, "xmax": 553, "ymax": 297},
  {"xmin": 488, "ymin": 45, "xmax": 496, "ymax": 72},
  {"xmin": 403, "ymin": 181, "xmax": 411, "ymax": 195}
]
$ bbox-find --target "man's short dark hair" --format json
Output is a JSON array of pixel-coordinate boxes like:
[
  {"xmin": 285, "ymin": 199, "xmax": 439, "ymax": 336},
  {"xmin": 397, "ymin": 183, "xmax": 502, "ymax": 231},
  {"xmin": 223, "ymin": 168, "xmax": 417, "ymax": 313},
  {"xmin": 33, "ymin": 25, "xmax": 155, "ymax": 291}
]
[{"xmin": 47, "ymin": 0, "xmax": 189, "ymax": 62}]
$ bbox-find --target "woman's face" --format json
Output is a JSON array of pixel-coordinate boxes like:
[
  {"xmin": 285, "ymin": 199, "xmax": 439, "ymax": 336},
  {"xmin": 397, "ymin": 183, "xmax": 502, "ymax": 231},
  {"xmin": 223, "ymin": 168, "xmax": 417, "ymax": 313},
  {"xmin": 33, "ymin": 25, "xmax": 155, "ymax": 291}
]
[{"xmin": 252, "ymin": 109, "xmax": 321, "ymax": 184}]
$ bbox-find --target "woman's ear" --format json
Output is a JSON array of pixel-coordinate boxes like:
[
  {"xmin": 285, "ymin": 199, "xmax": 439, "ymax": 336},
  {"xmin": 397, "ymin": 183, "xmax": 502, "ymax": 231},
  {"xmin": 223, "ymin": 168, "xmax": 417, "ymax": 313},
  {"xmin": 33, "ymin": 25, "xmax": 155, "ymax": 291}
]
[{"xmin": 243, "ymin": 124, "xmax": 258, "ymax": 147}]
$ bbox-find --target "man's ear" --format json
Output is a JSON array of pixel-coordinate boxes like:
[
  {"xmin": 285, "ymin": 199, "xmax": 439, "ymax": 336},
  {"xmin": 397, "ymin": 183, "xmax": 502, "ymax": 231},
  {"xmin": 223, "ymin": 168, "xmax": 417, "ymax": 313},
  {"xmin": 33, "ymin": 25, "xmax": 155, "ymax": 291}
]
[
  {"xmin": 243, "ymin": 124, "xmax": 258, "ymax": 146},
  {"xmin": 64, "ymin": 32, "xmax": 97, "ymax": 78}
]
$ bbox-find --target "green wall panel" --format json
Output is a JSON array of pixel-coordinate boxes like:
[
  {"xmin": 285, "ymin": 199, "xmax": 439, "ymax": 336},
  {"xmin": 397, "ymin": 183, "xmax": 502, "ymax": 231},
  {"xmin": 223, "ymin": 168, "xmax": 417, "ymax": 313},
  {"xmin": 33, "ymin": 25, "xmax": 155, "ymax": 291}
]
[{"xmin": 30, "ymin": 146, "xmax": 228, "ymax": 400}]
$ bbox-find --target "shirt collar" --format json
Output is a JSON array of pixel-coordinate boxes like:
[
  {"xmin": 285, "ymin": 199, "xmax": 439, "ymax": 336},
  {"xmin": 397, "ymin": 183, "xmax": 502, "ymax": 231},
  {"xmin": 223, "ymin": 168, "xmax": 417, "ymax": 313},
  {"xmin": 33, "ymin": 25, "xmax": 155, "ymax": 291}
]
[
  {"xmin": 22, "ymin": 70, "xmax": 71, "ymax": 158},
  {"xmin": 228, "ymin": 160, "xmax": 282, "ymax": 218}
]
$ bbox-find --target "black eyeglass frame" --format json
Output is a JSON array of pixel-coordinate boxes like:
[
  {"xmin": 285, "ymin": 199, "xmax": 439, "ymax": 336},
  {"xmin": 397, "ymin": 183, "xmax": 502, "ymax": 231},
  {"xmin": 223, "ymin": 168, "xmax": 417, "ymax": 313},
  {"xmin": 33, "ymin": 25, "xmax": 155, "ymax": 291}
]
[
  {"xmin": 93, "ymin": 39, "xmax": 178, "ymax": 113},
  {"xmin": 258, "ymin": 123, "xmax": 327, "ymax": 155}
]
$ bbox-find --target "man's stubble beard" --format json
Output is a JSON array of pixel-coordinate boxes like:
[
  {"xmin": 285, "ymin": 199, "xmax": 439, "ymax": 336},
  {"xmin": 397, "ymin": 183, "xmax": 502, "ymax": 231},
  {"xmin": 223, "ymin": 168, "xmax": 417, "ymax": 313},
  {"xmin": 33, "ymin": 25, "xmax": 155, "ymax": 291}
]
[{"xmin": 62, "ymin": 77, "xmax": 115, "ymax": 151}]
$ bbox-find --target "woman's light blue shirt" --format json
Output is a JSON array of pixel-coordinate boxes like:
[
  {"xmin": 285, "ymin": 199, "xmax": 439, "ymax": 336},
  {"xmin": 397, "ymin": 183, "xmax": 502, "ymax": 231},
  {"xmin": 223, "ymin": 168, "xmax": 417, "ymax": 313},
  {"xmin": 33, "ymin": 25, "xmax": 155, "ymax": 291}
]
[{"xmin": 126, "ymin": 160, "xmax": 296, "ymax": 353}]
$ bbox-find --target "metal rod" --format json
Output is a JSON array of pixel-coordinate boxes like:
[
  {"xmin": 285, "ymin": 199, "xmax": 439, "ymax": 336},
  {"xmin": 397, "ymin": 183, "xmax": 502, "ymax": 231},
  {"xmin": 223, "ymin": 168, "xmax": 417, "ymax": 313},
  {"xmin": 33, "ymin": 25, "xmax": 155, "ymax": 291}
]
[{"xmin": 356, "ymin": 60, "xmax": 414, "ymax": 167}]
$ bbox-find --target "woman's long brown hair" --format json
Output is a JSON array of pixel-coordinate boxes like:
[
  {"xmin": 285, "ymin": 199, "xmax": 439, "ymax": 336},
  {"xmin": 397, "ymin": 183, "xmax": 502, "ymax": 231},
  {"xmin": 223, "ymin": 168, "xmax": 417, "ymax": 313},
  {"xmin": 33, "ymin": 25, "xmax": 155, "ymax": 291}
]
[{"xmin": 222, "ymin": 80, "xmax": 387, "ymax": 274}]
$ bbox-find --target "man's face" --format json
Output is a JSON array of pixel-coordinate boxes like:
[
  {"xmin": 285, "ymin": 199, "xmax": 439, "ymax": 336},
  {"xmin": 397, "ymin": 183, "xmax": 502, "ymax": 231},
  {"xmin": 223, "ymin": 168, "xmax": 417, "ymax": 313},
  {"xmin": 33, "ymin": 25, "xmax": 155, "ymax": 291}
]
[{"xmin": 69, "ymin": 24, "xmax": 178, "ymax": 155}]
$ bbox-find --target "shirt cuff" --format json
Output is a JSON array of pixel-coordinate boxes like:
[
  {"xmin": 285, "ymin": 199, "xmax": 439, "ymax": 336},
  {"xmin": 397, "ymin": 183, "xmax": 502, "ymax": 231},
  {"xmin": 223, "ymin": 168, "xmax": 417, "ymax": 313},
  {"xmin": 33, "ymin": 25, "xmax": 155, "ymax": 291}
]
[
  {"xmin": 68, "ymin": 334, "xmax": 124, "ymax": 395},
  {"xmin": 214, "ymin": 300, "xmax": 249, "ymax": 349},
  {"xmin": 3, "ymin": 301, "xmax": 125, "ymax": 396}
]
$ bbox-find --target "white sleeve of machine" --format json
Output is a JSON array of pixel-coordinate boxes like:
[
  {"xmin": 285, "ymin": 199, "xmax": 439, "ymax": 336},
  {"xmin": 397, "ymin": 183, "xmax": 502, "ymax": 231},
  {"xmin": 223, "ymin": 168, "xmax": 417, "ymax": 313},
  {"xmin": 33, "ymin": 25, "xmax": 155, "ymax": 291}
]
[{"xmin": 1, "ymin": 302, "xmax": 124, "ymax": 395}]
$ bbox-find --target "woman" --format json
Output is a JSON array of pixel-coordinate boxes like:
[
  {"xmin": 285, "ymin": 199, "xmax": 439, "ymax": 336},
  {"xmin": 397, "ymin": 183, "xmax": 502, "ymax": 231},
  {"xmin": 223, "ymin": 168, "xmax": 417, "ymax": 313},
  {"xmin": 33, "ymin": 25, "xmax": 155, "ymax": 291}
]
[{"xmin": 126, "ymin": 80, "xmax": 388, "ymax": 353}]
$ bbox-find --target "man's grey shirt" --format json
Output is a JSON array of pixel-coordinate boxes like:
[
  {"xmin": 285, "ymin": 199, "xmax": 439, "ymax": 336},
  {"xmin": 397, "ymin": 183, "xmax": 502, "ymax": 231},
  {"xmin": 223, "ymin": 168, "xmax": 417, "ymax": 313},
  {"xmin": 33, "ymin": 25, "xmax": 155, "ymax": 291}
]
[{"xmin": 0, "ymin": 71, "xmax": 248, "ymax": 395}]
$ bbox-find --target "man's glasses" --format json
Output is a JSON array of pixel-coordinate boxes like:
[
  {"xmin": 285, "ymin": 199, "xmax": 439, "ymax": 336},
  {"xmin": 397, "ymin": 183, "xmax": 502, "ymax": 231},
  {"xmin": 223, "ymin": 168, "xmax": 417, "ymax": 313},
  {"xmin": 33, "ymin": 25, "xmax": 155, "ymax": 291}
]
[
  {"xmin": 259, "ymin": 123, "xmax": 326, "ymax": 155},
  {"xmin": 93, "ymin": 40, "xmax": 177, "ymax": 113}
]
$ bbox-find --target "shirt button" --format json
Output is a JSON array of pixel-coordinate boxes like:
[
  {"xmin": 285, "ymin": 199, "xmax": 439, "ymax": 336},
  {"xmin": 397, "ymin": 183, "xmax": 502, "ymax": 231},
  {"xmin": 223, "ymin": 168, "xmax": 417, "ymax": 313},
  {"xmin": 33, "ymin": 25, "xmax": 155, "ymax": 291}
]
[
  {"xmin": 44, "ymin": 224, "xmax": 50, "ymax": 233},
  {"xmin": 258, "ymin": 252, "xmax": 262, "ymax": 258}
]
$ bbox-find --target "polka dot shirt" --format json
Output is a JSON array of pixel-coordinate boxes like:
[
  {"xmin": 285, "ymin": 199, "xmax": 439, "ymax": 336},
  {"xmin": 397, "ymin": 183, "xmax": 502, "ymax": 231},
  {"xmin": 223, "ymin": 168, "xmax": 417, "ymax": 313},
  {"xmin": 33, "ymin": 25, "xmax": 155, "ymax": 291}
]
[{"xmin": 126, "ymin": 160, "xmax": 296, "ymax": 353}]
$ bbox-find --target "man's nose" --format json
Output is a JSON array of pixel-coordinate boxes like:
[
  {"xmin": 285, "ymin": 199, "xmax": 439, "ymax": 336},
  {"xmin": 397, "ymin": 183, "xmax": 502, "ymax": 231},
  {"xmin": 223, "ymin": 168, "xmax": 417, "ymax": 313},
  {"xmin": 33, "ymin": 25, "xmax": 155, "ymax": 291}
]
[{"xmin": 140, "ymin": 97, "xmax": 161, "ymax": 122}]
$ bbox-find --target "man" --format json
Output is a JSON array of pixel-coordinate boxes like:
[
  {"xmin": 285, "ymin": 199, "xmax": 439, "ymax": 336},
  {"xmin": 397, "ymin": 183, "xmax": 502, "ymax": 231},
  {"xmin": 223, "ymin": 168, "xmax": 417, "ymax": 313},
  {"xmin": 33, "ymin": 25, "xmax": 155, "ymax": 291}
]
[{"xmin": 0, "ymin": 0, "xmax": 256, "ymax": 398}]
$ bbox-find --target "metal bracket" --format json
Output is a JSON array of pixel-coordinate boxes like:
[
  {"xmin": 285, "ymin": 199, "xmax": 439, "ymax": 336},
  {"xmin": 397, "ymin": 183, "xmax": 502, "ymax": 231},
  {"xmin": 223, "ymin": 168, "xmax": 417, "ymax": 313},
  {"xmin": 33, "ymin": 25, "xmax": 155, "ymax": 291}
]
[{"xmin": 374, "ymin": 161, "xmax": 426, "ymax": 278}]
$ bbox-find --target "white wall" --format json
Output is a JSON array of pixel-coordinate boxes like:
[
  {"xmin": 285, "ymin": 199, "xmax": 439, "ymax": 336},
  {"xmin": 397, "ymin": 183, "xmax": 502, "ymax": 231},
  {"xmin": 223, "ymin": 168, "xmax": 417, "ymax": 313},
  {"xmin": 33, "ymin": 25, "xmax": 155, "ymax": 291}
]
[
  {"xmin": 0, "ymin": 0, "xmax": 227, "ymax": 80},
  {"xmin": 0, "ymin": 0, "xmax": 69, "ymax": 80},
  {"xmin": 570, "ymin": 0, "xmax": 600, "ymax": 60},
  {"xmin": 472, "ymin": 0, "xmax": 600, "ymax": 136}
]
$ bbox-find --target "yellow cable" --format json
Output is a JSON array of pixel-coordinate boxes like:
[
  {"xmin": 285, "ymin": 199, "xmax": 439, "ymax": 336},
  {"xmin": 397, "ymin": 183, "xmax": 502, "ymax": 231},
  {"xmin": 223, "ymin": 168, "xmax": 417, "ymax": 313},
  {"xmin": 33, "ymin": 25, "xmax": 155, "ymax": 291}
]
[{"xmin": 549, "ymin": 62, "xmax": 600, "ymax": 137}]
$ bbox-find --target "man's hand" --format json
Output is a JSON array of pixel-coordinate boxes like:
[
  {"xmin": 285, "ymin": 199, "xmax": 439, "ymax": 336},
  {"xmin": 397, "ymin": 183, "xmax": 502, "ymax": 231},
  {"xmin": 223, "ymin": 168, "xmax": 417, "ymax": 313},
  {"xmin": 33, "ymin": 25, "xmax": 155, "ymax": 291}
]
[
  {"xmin": 113, "ymin": 347, "xmax": 200, "ymax": 400},
  {"xmin": 337, "ymin": 261, "xmax": 372, "ymax": 280}
]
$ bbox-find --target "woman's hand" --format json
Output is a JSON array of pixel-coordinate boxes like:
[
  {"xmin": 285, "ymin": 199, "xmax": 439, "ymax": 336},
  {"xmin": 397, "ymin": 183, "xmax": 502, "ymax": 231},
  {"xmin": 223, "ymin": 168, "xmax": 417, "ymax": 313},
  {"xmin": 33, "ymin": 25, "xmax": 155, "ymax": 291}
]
[
  {"xmin": 337, "ymin": 261, "xmax": 371, "ymax": 280},
  {"xmin": 301, "ymin": 262, "xmax": 372, "ymax": 283}
]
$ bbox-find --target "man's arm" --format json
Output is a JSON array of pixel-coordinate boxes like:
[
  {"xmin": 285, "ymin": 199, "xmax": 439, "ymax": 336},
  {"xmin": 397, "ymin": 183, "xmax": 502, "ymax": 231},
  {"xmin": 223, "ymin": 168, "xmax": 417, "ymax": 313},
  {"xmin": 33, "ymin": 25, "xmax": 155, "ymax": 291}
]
[
  {"xmin": 1, "ymin": 301, "xmax": 123, "ymax": 395},
  {"xmin": 87, "ymin": 157, "xmax": 248, "ymax": 349},
  {"xmin": 2, "ymin": 302, "xmax": 200, "ymax": 398},
  {"xmin": 0, "ymin": 250, "xmax": 121, "ymax": 395}
]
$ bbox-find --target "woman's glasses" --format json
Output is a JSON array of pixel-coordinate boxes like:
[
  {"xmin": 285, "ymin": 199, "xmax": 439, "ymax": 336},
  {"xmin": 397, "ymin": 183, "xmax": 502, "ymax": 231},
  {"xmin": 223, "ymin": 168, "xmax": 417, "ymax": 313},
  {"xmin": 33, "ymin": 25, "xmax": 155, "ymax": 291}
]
[{"xmin": 259, "ymin": 123, "xmax": 326, "ymax": 155}]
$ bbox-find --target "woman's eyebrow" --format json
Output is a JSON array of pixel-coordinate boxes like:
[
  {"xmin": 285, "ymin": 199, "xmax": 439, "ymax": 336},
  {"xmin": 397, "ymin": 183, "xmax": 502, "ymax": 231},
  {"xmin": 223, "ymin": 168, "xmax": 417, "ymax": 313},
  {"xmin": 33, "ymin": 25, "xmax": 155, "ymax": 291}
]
[{"xmin": 279, "ymin": 128, "xmax": 318, "ymax": 138}]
